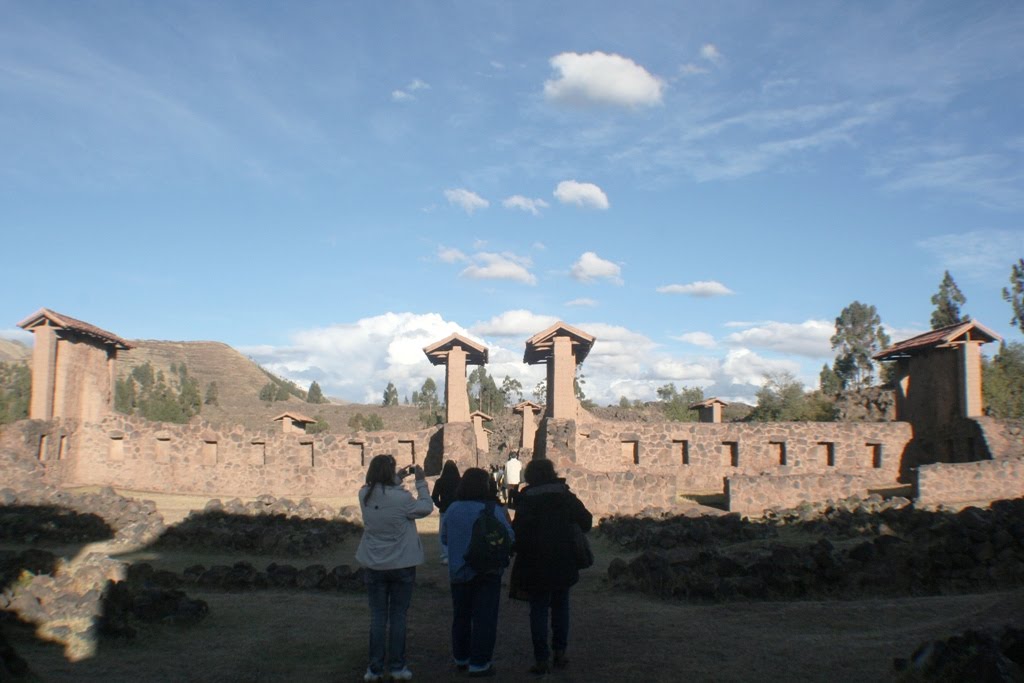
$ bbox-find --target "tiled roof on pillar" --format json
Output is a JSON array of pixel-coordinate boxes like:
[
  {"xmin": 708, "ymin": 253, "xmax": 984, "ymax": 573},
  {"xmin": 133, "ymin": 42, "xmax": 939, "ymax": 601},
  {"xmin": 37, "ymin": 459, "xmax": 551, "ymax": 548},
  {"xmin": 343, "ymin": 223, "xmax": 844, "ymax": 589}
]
[
  {"xmin": 874, "ymin": 320, "xmax": 1001, "ymax": 361},
  {"xmin": 423, "ymin": 333, "xmax": 488, "ymax": 365},
  {"xmin": 512, "ymin": 400, "xmax": 543, "ymax": 414},
  {"xmin": 689, "ymin": 397, "xmax": 728, "ymax": 409},
  {"xmin": 470, "ymin": 410, "xmax": 493, "ymax": 422},
  {"xmin": 271, "ymin": 411, "xmax": 317, "ymax": 424},
  {"xmin": 17, "ymin": 307, "xmax": 133, "ymax": 349},
  {"xmin": 523, "ymin": 321, "xmax": 596, "ymax": 364}
]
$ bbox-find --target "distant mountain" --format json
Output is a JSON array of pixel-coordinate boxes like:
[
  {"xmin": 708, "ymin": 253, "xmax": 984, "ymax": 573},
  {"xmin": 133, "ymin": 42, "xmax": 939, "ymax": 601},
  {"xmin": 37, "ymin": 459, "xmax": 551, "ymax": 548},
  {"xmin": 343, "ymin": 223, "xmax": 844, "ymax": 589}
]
[{"xmin": 0, "ymin": 339, "xmax": 30, "ymax": 364}]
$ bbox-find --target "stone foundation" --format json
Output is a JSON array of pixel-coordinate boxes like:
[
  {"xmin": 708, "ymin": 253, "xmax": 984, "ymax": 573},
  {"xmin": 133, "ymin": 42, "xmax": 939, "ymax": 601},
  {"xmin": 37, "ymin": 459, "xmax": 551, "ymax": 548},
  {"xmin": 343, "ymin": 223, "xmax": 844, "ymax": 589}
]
[
  {"xmin": 916, "ymin": 458, "xmax": 1024, "ymax": 508},
  {"xmin": 564, "ymin": 467, "xmax": 677, "ymax": 517},
  {"xmin": 726, "ymin": 472, "xmax": 868, "ymax": 516}
]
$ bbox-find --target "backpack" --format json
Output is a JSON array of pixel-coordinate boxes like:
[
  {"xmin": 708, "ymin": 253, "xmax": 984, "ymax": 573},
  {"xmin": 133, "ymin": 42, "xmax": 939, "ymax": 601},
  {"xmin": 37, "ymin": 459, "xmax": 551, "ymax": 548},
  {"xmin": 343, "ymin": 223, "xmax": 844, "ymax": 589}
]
[{"xmin": 464, "ymin": 501, "xmax": 512, "ymax": 573}]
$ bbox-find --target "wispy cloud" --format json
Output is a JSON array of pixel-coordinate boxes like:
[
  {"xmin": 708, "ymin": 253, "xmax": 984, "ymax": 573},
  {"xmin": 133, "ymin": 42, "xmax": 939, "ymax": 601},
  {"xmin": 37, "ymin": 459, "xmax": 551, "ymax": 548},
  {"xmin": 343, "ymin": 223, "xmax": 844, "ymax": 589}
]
[
  {"xmin": 723, "ymin": 320, "xmax": 834, "ymax": 358},
  {"xmin": 674, "ymin": 331, "xmax": 716, "ymax": 348},
  {"xmin": 502, "ymin": 195, "xmax": 549, "ymax": 215},
  {"xmin": 565, "ymin": 298, "xmax": 598, "ymax": 308},
  {"xmin": 391, "ymin": 78, "xmax": 430, "ymax": 102},
  {"xmin": 544, "ymin": 51, "xmax": 664, "ymax": 108},
  {"xmin": 553, "ymin": 180, "xmax": 609, "ymax": 209},
  {"xmin": 444, "ymin": 188, "xmax": 489, "ymax": 214},
  {"xmin": 657, "ymin": 281, "xmax": 733, "ymax": 297},
  {"xmin": 437, "ymin": 246, "xmax": 467, "ymax": 263},
  {"xmin": 570, "ymin": 252, "xmax": 623, "ymax": 285},
  {"xmin": 918, "ymin": 229, "xmax": 1024, "ymax": 280},
  {"xmin": 874, "ymin": 152, "xmax": 1024, "ymax": 210},
  {"xmin": 471, "ymin": 310, "xmax": 559, "ymax": 337},
  {"xmin": 460, "ymin": 252, "xmax": 536, "ymax": 285}
]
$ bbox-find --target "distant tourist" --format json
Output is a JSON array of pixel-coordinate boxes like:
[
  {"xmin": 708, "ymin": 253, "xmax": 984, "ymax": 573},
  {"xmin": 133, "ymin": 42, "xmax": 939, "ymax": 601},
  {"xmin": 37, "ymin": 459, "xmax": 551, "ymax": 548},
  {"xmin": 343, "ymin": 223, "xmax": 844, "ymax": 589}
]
[
  {"xmin": 431, "ymin": 460, "xmax": 461, "ymax": 564},
  {"xmin": 440, "ymin": 467, "xmax": 515, "ymax": 677},
  {"xmin": 355, "ymin": 455, "xmax": 434, "ymax": 682},
  {"xmin": 509, "ymin": 458, "xmax": 592, "ymax": 675},
  {"xmin": 503, "ymin": 451, "xmax": 522, "ymax": 508}
]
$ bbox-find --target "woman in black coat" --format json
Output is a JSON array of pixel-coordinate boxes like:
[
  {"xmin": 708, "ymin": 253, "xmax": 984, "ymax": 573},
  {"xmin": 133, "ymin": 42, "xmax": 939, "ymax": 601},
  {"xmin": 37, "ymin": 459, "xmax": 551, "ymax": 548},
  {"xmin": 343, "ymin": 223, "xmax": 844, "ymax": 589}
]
[{"xmin": 510, "ymin": 458, "xmax": 592, "ymax": 674}]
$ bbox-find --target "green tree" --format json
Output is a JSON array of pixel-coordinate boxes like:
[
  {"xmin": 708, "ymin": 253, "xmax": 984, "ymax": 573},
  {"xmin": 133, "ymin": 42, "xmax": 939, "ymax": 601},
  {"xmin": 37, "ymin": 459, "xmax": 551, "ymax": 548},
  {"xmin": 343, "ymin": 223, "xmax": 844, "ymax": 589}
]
[
  {"xmin": 382, "ymin": 382, "xmax": 399, "ymax": 407},
  {"xmin": 115, "ymin": 376, "xmax": 137, "ymax": 414},
  {"xmin": 204, "ymin": 381, "xmax": 218, "ymax": 406},
  {"xmin": 533, "ymin": 379, "xmax": 547, "ymax": 405},
  {"xmin": 259, "ymin": 382, "xmax": 277, "ymax": 402},
  {"xmin": 930, "ymin": 270, "xmax": 967, "ymax": 329},
  {"xmin": 819, "ymin": 363, "xmax": 842, "ymax": 396},
  {"xmin": 467, "ymin": 367, "xmax": 502, "ymax": 415},
  {"xmin": 416, "ymin": 377, "xmax": 442, "ymax": 426},
  {"xmin": 618, "ymin": 395, "xmax": 631, "ymax": 408},
  {"xmin": 830, "ymin": 301, "xmax": 890, "ymax": 389},
  {"xmin": 983, "ymin": 342, "xmax": 1024, "ymax": 418},
  {"xmin": 656, "ymin": 383, "xmax": 705, "ymax": 422},
  {"xmin": 0, "ymin": 362, "xmax": 31, "ymax": 424},
  {"xmin": 307, "ymin": 415, "xmax": 329, "ymax": 434},
  {"xmin": 500, "ymin": 376, "xmax": 523, "ymax": 406},
  {"xmin": 307, "ymin": 381, "xmax": 327, "ymax": 404},
  {"xmin": 348, "ymin": 412, "xmax": 385, "ymax": 432},
  {"xmin": 747, "ymin": 371, "xmax": 816, "ymax": 422},
  {"xmin": 1003, "ymin": 258, "xmax": 1024, "ymax": 334}
]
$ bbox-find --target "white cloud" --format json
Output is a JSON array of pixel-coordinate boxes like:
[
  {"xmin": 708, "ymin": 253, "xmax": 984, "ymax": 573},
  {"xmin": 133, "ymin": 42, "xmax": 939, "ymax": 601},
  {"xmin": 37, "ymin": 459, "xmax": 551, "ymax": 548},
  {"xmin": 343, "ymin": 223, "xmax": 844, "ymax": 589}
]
[
  {"xmin": 918, "ymin": 229, "xmax": 1024, "ymax": 280},
  {"xmin": 461, "ymin": 252, "xmax": 536, "ymax": 285},
  {"xmin": 675, "ymin": 331, "xmax": 716, "ymax": 348},
  {"xmin": 407, "ymin": 79, "xmax": 430, "ymax": 91},
  {"xmin": 502, "ymin": 195, "xmax": 549, "ymax": 215},
  {"xmin": 544, "ymin": 51, "xmax": 664, "ymax": 108},
  {"xmin": 444, "ymin": 188, "xmax": 489, "ymax": 214},
  {"xmin": 657, "ymin": 281, "xmax": 734, "ymax": 297},
  {"xmin": 570, "ymin": 252, "xmax": 623, "ymax": 285},
  {"xmin": 700, "ymin": 44, "xmax": 724, "ymax": 64},
  {"xmin": 0, "ymin": 328, "xmax": 32, "ymax": 343},
  {"xmin": 437, "ymin": 246, "xmax": 467, "ymax": 263},
  {"xmin": 471, "ymin": 310, "xmax": 559, "ymax": 338},
  {"xmin": 723, "ymin": 319, "xmax": 834, "ymax": 358},
  {"xmin": 391, "ymin": 90, "xmax": 414, "ymax": 102},
  {"xmin": 553, "ymin": 180, "xmax": 610, "ymax": 210},
  {"xmin": 565, "ymin": 298, "xmax": 598, "ymax": 308},
  {"xmin": 391, "ymin": 79, "xmax": 429, "ymax": 102},
  {"xmin": 721, "ymin": 349, "xmax": 802, "ymax": 386},
  {"xmin": 679, "ymin": 64, "xmax": 709, "ymax": 76}
]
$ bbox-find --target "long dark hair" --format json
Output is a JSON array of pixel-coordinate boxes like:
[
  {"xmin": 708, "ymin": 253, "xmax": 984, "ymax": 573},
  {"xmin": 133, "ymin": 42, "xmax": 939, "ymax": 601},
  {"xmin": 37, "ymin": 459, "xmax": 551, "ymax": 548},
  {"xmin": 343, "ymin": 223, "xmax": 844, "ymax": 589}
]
[
  {"xmin": 363, "ymin": 454, "xmax": 396, "ymax": 505},
  {"xmin": 524, "ymin": 457, "xmax": 557, "ymax": 486},
  {"xmin": 438, "ymin": 460, "xmax": 460, "ymax": 485},
  {"xmin": 455, "ymin": 467, "xmax": 494, "ymax": 502}
]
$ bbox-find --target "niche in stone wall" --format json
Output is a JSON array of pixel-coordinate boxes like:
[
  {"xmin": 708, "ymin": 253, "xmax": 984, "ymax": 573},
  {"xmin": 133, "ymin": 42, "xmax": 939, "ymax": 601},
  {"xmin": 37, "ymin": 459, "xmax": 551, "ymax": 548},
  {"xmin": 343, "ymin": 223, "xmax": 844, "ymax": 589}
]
[
  {"xmin": 201, "ymin": 438, "xmax": 218, "ymax": 467},
  {"xmin": 399, "ymin": 440, "xmax": 415, "ymax": 465},
  {"xmin": 250, "ymin": 439, "xmax": 266, "ymax": 466},
  {"xmin": 109, "ymin": 432, "xmax": 125, "ymax": 461},
  {"xmin": 155, "ymin": 431, "xmax": 171, "ymax": 463},
  {"xmin": 58, "ymin": 435, "xmax": 67, "ymax": 460},
  {"xmin": 770, "ymin": 441, "xmax": 787, "ymax": 466},
  {"xmin": 819, "ymin": 442, "xmax": 835, "ymax": 467},
  {"xmin": 621, "ymin": 440, "xmax": 639, "ymax": 465},
  {"xmin": 37, "ymin": 434, "xmax": 48, "ymax": 462},
  {"xmin": 673, "ymin": 439, "xmax": 690, "ymax": 465},
  {"xmin": 867, "ymin": 443, "xmax": 882, "ymax": 469},
  {"xmin": 300, "ymin": 437, "xmax": 314, "ymax": 466},
  {"xmin": 721, "ymin": 441, "xmax": 739, "ymax": 467},
  {"xmin": 349, "ymin": 441, "xmax": 366, "ymax": 466}
]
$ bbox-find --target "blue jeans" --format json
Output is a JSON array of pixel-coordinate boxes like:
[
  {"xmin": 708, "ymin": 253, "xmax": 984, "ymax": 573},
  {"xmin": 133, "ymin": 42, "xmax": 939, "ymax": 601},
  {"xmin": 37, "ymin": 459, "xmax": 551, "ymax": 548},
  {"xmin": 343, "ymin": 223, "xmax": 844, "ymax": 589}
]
[
  {"xmin": 529, "ymin": 588, "xmax": 570, "ymax": 663},
  {"xmin": 365, "ymin": 566, "xmax": 416, "ymax": 674},
  {"xmin": 450, "ymin": 572, "xmax": 502, "ymax": 670}
]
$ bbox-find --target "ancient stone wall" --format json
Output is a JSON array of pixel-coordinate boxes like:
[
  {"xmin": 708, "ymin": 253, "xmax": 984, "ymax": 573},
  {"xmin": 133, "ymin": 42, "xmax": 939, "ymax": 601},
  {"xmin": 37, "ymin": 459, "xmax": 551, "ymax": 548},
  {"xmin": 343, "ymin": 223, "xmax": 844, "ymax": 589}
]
[
  {"xmin": 5, "ymin": 416, "xmax": 442, "ymax": 498},
  {"xmin": 51, "ymin": 337, "xmax": 111, "ymax": 422},
  {"xmin": 974, "ymin": 417, "xmax": 1024, "ymax": 460},
  {"xmin": 726, "ymin": 472, "xmax": 867, "ymax": 516},
  {"xmin": 573, "ymin": 418, "xmax": 912, "ymax": 493},
  {"xmin": 916, "ymin": 458, "xmax": 1024, "ymax": 508},
  {"xmin": 563, "ymin": 467, "xmax": 677, "ymax": 517}
]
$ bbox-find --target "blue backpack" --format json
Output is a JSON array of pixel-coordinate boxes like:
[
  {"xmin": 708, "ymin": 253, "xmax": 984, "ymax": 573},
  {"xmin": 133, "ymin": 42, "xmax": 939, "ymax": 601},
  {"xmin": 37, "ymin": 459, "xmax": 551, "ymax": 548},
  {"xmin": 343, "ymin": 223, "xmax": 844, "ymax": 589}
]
[{"xmin": 464, "ymin": 501, "xmax": 512, "ymax": 573}]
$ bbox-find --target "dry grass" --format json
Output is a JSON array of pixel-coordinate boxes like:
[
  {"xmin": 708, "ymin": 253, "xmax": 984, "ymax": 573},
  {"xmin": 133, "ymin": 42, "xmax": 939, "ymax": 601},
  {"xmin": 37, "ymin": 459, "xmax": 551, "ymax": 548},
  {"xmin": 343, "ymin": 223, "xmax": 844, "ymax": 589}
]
[{"xmin": 7, "ymin": 494, "xmax": 1024, "ymax": 682}]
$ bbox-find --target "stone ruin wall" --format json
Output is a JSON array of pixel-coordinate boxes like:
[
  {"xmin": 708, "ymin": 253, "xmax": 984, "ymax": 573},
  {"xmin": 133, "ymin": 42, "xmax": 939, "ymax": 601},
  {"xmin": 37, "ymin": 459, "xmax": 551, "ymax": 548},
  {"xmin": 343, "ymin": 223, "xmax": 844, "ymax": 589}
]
[
  {"xmin": 52, "ymin": 336, "xmax": 112, "ymax": 423},
  {"xmin": 916, "ymin": 457, "xmax": 1024, "ymax": 508},
  {"xmin": 974, "ymin": 417, "xmax": 1024, "ymax": 460},
  {"xmin": 1, "ymin": 416, "xmax": 443, "ymax": 498},
  {"xmin": 726, "ymin": 473, "xmax": 871, "ymax": 516}
]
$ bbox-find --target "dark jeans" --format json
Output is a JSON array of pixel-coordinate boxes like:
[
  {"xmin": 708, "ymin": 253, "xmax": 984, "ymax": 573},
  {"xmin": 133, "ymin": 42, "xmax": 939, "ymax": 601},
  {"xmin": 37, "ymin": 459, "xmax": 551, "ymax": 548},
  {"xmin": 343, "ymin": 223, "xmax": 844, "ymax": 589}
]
[
  {"xmin": 529, "ymin": 588, "xmax": 570, "ymax": 663},
  {"xmin": 450, "ymin": 572, "xmax": 502, "ymax": 670},
  {"xmin": 365, "ymin": 566, "xmax": 416, "ymax": 674}
]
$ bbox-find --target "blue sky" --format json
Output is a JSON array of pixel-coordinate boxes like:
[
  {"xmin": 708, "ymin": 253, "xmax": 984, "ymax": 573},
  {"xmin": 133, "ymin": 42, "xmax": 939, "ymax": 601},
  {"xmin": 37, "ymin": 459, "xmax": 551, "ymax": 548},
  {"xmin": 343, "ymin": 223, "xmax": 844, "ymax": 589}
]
[{"xmin": 3, "ymin": 1, "xmax": 1023, "ymax": 405}]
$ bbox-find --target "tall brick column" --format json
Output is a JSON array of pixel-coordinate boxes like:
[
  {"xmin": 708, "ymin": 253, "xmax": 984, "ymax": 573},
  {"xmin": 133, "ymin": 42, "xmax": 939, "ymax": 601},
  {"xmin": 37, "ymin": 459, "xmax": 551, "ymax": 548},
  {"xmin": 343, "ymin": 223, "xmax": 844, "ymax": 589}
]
[
  {"xmin": 523, "ymin": 322, "xmax": 596, "ymax": 420},
  {"xmin": 423, "ymin": 333, "xmax": 489, "ymax": 424},
  {"xmin": 30, "ymin": 324, "xmax": 58, "ymax": 420}
]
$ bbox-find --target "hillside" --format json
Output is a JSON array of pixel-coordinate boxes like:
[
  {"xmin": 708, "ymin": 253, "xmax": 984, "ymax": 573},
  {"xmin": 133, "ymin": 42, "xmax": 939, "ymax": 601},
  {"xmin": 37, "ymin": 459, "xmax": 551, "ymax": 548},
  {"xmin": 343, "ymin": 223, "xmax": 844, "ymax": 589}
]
[
  {"xmin": 0, "ymin": 338, "xmax": 30, "ymax": 363},
  {"xmin": 117, "ymin": 340, "xmax": 428, "ymax": 433}
]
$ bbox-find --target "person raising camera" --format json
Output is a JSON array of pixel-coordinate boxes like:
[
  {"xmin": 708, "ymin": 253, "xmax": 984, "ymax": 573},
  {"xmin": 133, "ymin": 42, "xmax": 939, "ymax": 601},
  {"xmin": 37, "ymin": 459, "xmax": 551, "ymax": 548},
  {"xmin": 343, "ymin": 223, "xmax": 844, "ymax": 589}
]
[{"xmin": 355, "ymin": 455, "xmax": 434, "ymax": 682}]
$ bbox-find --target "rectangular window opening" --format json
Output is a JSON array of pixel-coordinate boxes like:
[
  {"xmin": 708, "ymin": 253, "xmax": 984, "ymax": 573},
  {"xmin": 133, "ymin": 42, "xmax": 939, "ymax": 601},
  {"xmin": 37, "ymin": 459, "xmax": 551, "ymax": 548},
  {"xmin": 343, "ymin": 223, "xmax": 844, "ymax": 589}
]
[
  {"xmin": 38, "ymin": 434, "xmax": 47, "ymax": 462},
  {"xmin": 349, "ymin": 442, "xmax": 366, "ymax": 467},
  {"xmin": 770, "ymin": 441, "xmax": 787, "ymax": 466},
  {"xmin": 399, "ymin": 440, "xmax": 415, "ymax": 465},
  {"xmin": 202, "ymin": 440, "xmax": 218, "ymax": 466},
  {"xmin": 819, "ymin": 442, "xmax": 835, "ymax": 467},
  {"xmin": 722, "ymin": 441, "xmax": 739, "ymax": 467},
  {"xmin": 621, "ymin": 440, "xmax": 639, "ymax": 466},
  {"xmin": 868, "ymin": 443, "xmax": 882, "ymax": 469},
  {"xmin": 57, "ymin": 435, "xmax": 67, "ymax": 460},
  {"xmin": 109, "ymin": 435, "xmax": 124, "ymax": 461},
  {"xmin": 674, "ymin": 439, "xmax": 690, "ymax": 465}
]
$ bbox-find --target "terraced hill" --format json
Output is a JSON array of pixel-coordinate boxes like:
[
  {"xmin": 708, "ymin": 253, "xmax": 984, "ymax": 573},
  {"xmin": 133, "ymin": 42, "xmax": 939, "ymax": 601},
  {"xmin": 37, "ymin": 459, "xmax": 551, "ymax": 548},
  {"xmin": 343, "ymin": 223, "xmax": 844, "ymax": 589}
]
[{"xmin": 0, "ymin": 338, "xmax": 30, "ymax": 363}]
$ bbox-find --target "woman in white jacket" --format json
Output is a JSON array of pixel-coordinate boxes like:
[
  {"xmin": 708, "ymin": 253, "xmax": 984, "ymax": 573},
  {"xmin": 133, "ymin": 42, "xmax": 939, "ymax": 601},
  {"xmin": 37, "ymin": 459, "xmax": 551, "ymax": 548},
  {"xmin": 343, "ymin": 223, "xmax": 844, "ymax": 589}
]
[{"xmin": 355, "ymin": 454, "xmax": 434, "ymax": 682}]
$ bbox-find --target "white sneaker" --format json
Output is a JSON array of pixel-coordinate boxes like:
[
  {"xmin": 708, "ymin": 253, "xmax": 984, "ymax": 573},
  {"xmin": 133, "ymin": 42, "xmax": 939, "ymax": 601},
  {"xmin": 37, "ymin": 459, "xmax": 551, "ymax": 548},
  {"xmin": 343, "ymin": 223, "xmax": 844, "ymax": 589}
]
[
  {"xmin": 390, "ymin": 666, "xmax": 413, "ymax": 680},
  {"xmin": 363, "ymin": 669, "xmax": 383, "ymax": 682}
]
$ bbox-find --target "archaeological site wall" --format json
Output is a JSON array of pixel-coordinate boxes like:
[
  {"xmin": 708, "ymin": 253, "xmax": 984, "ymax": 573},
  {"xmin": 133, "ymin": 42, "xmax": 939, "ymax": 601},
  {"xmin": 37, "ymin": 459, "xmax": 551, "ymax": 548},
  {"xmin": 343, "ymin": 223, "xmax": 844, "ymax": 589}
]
[
  {"xmin": 916, "ymin": 457, "xmax": 1024, "ymax": 508},
  {"xmin": 726, "ymin": 472, "xmax": 870, "ymax": 516},
  {"xmin": 0, "ymin": 416, "xmax": 444, "ymax": 498}
]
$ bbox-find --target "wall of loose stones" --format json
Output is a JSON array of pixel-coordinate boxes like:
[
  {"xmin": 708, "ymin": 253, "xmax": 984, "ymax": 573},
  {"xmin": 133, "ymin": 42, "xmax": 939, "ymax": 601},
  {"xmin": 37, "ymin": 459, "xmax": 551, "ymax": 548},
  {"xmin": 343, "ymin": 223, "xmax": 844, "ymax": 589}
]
[
  {"xmin": 726, "ymin": 472, "xmax": 868, "ymax": 517},
  {"xmin": 573, "ymin": 418, "xmax": 913, "ymax": 493},
  {"xmin": 4, "ymin": 416, "xmax": 442, "ymax": 498},
  {"xmin": 975, "ymin": 417, "xmax": 1024, "ymax": 460},
  {"xmin": 564, "ymin": 468, "xmax": 678, "ymax": 517},
  {"xmin": 916, "ymin": 458, "xmax": 1024, "ymax": 508}
]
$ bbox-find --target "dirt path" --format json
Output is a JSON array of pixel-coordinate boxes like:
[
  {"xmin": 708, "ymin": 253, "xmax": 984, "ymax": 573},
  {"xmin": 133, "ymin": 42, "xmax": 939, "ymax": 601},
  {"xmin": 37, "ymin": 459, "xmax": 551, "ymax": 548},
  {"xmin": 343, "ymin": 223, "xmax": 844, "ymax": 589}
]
[{"xmin": 11, "ymin": 514, "xmax": 1024, "ymax": 683}]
